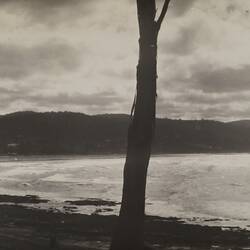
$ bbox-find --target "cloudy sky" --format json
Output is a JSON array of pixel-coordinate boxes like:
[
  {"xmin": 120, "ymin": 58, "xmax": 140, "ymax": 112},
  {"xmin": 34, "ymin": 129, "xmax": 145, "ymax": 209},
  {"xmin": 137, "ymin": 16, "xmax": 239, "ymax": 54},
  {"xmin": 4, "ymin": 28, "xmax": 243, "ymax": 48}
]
[{"xmin": 0, "ymin": 0, "xmax": 250, "ymax": 121}]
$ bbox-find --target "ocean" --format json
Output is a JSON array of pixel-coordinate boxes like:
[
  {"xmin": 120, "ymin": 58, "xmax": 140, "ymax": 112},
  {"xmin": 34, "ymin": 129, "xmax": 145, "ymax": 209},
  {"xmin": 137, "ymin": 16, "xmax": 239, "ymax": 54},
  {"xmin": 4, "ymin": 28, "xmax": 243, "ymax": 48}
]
[{"xmin": 0, "ymin": 154, "xmax": 249, "ymax": 230}]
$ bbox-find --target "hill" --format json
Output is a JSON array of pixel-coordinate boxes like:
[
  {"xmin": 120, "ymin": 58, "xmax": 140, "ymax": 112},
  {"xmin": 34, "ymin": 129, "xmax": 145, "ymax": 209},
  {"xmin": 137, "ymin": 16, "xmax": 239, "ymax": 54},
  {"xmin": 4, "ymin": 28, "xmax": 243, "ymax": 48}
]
[{"xmin": 0, "ymin": 111, "xmax": 250, "ymax": 155}]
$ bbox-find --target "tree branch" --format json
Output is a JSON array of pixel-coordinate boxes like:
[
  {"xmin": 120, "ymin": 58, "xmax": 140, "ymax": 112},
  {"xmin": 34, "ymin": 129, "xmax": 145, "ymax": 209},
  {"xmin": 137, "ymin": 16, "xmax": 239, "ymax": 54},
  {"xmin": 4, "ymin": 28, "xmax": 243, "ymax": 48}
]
[{"xmin": 156, "ymin": 0, "xmax": 171, "ymax": 33}]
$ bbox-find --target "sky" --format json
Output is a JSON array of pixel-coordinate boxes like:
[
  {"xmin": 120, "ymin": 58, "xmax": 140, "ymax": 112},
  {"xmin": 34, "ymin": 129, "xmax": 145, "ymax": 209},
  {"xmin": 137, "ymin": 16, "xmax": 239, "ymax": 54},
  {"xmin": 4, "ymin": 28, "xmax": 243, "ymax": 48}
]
[{"xmin": 0, "ymin": 0, "xmax": 250, "ymax": 121}]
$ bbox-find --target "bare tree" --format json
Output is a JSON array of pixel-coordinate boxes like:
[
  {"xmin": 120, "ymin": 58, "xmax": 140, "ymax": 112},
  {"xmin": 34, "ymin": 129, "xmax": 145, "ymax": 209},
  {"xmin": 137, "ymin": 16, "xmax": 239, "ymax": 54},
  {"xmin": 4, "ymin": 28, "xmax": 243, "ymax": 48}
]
[{"xmin": 110, "ymin": 1, "xmax": 171, "ymax": 250}]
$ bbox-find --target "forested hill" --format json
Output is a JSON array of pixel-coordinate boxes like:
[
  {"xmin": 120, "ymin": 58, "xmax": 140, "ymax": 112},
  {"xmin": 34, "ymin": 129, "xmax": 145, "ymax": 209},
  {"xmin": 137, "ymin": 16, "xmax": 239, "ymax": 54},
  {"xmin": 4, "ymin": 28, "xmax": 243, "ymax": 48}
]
[{"xmin": 0, "ymin": 111, "xmax": 250, "ymax": 155}]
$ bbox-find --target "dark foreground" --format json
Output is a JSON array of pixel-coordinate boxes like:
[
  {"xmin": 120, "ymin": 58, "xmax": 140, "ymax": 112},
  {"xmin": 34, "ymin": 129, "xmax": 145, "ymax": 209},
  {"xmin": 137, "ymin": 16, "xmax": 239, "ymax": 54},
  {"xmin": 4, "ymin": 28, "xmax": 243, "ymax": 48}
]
[{"xmin": 0, "ymin": 201, "xmax": 250, "ymax": 250}]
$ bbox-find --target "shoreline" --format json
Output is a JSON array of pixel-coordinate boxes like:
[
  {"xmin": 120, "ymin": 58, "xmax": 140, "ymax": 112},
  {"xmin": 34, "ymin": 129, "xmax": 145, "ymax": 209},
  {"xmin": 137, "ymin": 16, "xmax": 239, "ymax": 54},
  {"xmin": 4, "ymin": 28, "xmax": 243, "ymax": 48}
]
[
  {"xmin": 0, "ymin": 195, "xmax": 250, "ymax": 249},
  {"xmin": 1, "ymin": 203, "xmax": 249, "ymax": 250},
  {"xmin": 1, "ymin": 152, "xmax": 250, "ymax": 162}
]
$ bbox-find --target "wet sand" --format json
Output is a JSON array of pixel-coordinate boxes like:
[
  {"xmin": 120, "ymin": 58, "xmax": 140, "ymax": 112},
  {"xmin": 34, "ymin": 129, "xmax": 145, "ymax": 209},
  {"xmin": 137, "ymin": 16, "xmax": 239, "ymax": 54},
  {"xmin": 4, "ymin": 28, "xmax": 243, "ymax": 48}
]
[{"xmin": 0, "ymin": 195, "xmax": 249, "ymax": 250}]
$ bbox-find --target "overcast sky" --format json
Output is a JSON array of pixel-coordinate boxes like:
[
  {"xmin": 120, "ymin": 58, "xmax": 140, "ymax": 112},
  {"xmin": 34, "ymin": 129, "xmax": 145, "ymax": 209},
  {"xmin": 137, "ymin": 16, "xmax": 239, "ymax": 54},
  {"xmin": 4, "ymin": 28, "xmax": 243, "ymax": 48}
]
[{"xmin": 0, "ymin": 0, "xmax": 250, "ymax": 121}]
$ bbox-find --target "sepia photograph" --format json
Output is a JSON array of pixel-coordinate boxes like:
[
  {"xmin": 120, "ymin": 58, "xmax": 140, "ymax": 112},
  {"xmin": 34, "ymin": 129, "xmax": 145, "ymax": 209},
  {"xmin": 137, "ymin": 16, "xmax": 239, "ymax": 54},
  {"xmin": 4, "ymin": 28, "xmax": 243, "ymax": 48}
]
[{"xmin": 0, "ymin": 0, "xmax": 250, "ymax": 249}]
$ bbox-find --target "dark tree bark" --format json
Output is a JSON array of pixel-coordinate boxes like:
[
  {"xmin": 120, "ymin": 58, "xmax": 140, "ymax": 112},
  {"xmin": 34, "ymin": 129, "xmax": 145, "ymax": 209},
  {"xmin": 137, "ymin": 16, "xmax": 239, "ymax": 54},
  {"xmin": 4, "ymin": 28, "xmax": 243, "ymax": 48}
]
[{"xmin": 110, "ymin": 1, "xmax": 170, "ymax": 250}]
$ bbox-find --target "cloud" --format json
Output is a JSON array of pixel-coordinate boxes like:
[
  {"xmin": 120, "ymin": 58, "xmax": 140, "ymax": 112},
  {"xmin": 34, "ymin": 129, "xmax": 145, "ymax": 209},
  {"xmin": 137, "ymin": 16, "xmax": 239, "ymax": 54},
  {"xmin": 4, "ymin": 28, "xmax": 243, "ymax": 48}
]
[
  {"xmin": 189, "ymin": 64, "xmax": 250, "ymax": 93},
  {"xmin": 157, "ymin": 92, "xmax": 250, "ymax": 121},
  {"xmin": 0, "ymin": 41, "xmax": 82, "ymax": 80},
  {"xmin": 175, "ymin": 91, "xmax": 250, "ymax": 105},
  {"xmin": 0, "ymin": 86, "xmax": 124, "ymax": 112},
  {"xmin": 160, "ymin": 23, "xmax": 199, "ymax": 56},
  {"xmin": 0, "ymin": 85, "xmax": 33, "ymax": 108},
  {"xmin": 193, "ymin": 104, "xmax": 250, "ymax": 120},
  {"xmin": 31, "ymin": 91, "xmax": 124, "ymax": 108},
  {"xmin": 169, "ymin": 0, "xmax": 197, "ymax": 16},
  {"xmin": 0, "ymin": 0, "xmax": 250, "ymax": 121},
  {"xmin": 102, "ymin": 67, "xmax": 135, "ymax": 80},
  {"xmin": 226, "ymin": 4, "xmax": 237, "ymax": 13},
  {"xmin": 157, "ymin": 99, "xmax": 184, "ymax": 118},
  {"xmin": 224, "ymin": 2, "xmax": 250, "ymax": 15},
  {"xmin": 0, "ymin": 0, "xmax": 98, "ymax": 26}
]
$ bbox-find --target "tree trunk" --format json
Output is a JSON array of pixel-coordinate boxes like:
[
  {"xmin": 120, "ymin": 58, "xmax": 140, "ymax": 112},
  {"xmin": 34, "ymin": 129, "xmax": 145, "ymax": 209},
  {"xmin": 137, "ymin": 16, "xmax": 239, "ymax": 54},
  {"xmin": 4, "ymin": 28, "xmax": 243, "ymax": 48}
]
[{"xmin": 110, "ymin": 1, "xmax": 169, "ymax": 250}]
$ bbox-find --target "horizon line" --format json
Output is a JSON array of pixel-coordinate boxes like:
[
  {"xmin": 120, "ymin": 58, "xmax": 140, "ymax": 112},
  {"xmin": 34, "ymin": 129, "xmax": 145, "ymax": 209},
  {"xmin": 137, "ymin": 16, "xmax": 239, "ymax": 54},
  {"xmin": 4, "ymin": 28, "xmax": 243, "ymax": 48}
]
[{"xmin": 0, "ymin": 110, "xmax": 249, "ymax": 123}]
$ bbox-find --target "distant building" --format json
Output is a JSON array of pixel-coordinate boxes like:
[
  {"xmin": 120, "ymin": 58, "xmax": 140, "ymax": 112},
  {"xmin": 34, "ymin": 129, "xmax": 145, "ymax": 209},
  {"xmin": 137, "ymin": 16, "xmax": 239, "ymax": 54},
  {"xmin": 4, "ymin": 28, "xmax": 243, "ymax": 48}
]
[{"xmin": 7, "ymin": 143, "xmax": 19, "ymax": 155}]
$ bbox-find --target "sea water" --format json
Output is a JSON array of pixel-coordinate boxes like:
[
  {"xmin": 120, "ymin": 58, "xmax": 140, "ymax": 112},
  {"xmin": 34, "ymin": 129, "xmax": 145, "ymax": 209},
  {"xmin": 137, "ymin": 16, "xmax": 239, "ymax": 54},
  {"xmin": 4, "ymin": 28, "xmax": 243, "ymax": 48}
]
[{"xmin": 0, "ymin": 154, "xmax": 249, "ymax": 229}]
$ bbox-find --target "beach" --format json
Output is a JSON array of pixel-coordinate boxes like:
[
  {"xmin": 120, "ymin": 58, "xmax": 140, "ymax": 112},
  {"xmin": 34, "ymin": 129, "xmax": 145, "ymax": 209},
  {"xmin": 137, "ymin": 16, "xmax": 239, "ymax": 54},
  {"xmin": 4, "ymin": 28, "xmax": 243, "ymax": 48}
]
[
  {"xmin": 0, "ymin": 154, "xmax": 250, "ymax": 249},
  {"xmin": 0, "ymin": 199, "xmax": 250, "ymax": 250}
]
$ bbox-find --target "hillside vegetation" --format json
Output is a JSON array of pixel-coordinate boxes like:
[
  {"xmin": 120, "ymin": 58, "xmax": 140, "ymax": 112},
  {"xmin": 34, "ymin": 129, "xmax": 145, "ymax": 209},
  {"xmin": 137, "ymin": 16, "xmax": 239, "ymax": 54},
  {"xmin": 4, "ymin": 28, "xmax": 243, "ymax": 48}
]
[{"xmin": 0, "ymin": 111, "xmax": 249, "ymax": 155}]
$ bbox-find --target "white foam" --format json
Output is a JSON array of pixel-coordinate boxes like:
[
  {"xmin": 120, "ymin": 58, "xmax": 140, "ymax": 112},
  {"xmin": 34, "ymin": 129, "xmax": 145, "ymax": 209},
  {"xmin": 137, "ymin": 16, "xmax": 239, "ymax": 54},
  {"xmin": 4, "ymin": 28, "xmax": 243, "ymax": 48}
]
[{"xmin": 0, "ymin": 154, "xmax": 250, "ymax": 229}]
